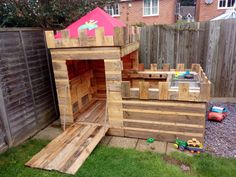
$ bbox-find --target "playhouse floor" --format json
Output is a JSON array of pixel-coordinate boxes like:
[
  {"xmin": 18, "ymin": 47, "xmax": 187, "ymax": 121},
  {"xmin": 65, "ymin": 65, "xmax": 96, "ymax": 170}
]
[
  {"xmin": 26, "ymin": 100, "xmax": 107, "ymax": 175},
  {"xmin": 76, "ymin": 100, "xmax": 106, "ymax": 125}
]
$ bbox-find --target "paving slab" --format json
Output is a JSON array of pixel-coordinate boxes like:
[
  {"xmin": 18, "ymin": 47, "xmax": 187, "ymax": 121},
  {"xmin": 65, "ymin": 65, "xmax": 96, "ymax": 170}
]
[
  {"xmin": 99, "ymin": 136, "xmax": 112, "ymax": 145},
  {"xmin": 136, "ymin": 139, "xmax": 167, "ymax": 154},
  {"xmin": 33, "ymin": 125, "xmax": 62, "ymax": 140},
  {"xmin": 108, "ymin": 136, "xmax": 138, "ymax": 149},
  {"xmin": 166, "ymin": 143, "xmax": 179, "ymax": 155}
]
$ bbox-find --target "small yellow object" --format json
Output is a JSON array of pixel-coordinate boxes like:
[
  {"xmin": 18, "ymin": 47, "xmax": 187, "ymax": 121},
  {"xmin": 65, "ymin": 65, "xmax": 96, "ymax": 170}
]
[
  {"xmin": 199, "ymin": 143, "xmax": 203, "ymax": 148},
  {"xmin": 173, "ymin": 144, "xmax": 178, "ymax": 149},
  {"xmin": 175, "ymin": 72, "xmax": 180, "ymax": 78}
]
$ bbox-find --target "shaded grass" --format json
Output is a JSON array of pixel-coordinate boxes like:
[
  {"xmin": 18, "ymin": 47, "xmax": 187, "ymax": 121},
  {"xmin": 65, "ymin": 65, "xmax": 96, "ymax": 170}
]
[{"xmin": 0, "ymin": 139, "xmax": 235, "ymax": 177}]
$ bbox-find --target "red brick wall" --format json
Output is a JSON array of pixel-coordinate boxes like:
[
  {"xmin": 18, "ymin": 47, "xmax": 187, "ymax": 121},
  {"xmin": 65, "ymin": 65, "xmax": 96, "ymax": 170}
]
[
  {"xmin": 114, "ymin": 0, "xmax": 177, "ymax": 25},
  {"xmin": 196, "ymin": 0, "xmax": 230, "ymax": 21}
]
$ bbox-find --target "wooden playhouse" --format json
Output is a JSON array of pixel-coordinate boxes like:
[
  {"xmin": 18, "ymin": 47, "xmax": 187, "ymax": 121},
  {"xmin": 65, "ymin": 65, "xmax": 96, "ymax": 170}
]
[
  {"xmin": 26, "ymin": 8, "xmax": 211, "ymax": 175},
  {"xmin": 46, "ymin": 25, "xmax": 211, "ymax": 143}
]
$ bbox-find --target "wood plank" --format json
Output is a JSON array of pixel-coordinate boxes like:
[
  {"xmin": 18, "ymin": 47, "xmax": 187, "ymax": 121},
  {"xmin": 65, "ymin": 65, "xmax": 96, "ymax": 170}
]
[
  {"xmin": 150, "ymin": 63, "xmax": 157, "ymax": 71},
  {"xmin": 123, "ymin": 102, "xmax": 206, "ymax": 114},
  {"xmin": 139, "ymin": 81, "xmax": 149, "ymax": 99},
  {"xmin": 107, "ymin": 127, "xmax": 124, "ymax": 136},
  {"xmin": 159, "ymin": 82, "xmax": 169, "ymax": 100},
  {"xmin": 178, "ymin": 83, "xmax": 189, "ymax": 100},
  {"xmin": 66, "ymin": 126, "xmax": 107, "ymax": 174},
  {"xmin": 25, "ymin": 124, "xmax": 85, "ymax": 167},
  {"xmin": 113, "ymin": 27, "xmax": 124, "ymax": 46},
  {"xmin": 78, "ymin": 29, "xmax": 88, "ymax": 46},
  {"xmin": 95, "ymin": 27, "xmax": 105, "ymax": 46},
  {"xmin": 120, "ymin": 42, "xmax": 139, "ymax": 57},
  {"xmin": 124, "ymin": 127, "xmax": 204, "ymax": 143},
  {"xmin": 124, "ymin": 119, "xmax": 204, "ymax": 133},
  {"xmin": 45, "ymin": 31, "xmax": 55, "ymax": 48},
  {"xmin": 76, "ymin": 100, "xmax": 105, "ymax": 124},
  {"xmin": 163, "ymin": 63, "xmax": 170, "ymax": 71},
  {"xmin": 51, "ymin": 47, "xmax": 121, "ymax": 60},
  {"xmin": 123, "ymin": 108, "xmax": 204, "ymax": 117},
  {"xmin": 121, "ymin": 81, "xmax": 131, "ymax": 98},
  {"xmin": 104, "ymin": 60, "xmax": 123, "ymax": 71},
  {"xmin": 50, "ymin": 126, "xmax": 98, "ymax": 171},
  {"xmin": 121, "ymin": 100, "xmax": 206, "ymax": 108},
  {"xmin": 176, "ymin": 63, "xmax": 185, "ymax": 71},
  {"xmin": 26, "ymin": 124, "xmax": 108, "ymax": 175},
  {"xmin": 123, "ymin": 111, "xmax": 205, "ymax": 125},
  {"xmin": 200, "ymin": 82, "xmax": 211, "ymax": 101}
]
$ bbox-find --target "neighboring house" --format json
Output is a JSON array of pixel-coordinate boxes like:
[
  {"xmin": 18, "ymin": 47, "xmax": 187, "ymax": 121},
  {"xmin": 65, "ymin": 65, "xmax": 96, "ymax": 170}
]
[
  {"xmin": 179, "ymin": 6, "xmax": 196, "ymax": 22},
  {"xmin": 105, "ymin": 0, "xmax": 177, "ymax": 25},
  {"xmin": 196, "ymin": 0, "xmax": 236, "ymax": 21}
]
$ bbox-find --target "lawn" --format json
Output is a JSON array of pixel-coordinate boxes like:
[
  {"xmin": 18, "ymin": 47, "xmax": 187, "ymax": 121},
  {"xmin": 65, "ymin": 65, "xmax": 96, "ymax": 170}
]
[{"xmin": 0, "ymin": 139, "xmax": 236, "ymax": 177}]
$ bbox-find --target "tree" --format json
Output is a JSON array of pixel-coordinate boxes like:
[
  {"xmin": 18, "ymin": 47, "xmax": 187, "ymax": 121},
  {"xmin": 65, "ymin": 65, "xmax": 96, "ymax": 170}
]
[{"xmin": 0, "ymin": 0, "xmax": 115, "ymax": 29}]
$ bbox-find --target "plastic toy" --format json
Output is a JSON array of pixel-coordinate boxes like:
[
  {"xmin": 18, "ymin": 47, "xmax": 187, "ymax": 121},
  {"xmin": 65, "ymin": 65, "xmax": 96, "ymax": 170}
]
[
  {"xmin": 187, "ymin": 138, "xmax": 203, "ymax": 154},
  {"xmin": 186, "ymin": 146, "xmax": 203, "ymax": 154},
  {"xmin": 208, "ymin": 106, "xmax": 228, "ymax": 122},
  {"xmin": 211, "ymin": 106, "xmax": 227, "ymax": 113},
  {"xmin": 147, "ymin": 138, "xmax": 155, "ymax": 143},
  {"xmin": 174, "ymin": 138, "xmax": 203, "ymax": 153},
  {"xmin": 174, "ymin": 138, "xmax": 188, "ymax": 151},
  {"xmin": 175, "ymin": 70, "xmax": 194, "ymax": 79},
  {"xmin": 187, "ymin": 138, "xmax": 201, "ymax": 147}
]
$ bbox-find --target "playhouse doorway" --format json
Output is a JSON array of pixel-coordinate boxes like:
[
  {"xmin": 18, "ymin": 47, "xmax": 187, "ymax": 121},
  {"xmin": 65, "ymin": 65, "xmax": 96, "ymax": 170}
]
[{"xmin": 66, "ymin": 59, "xmax": 107, "ymax": 125}]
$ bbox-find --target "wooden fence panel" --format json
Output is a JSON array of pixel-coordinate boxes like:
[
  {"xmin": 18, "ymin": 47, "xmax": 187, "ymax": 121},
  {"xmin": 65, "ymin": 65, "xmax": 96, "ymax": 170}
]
[
  {"xmin": 0, "ymin": 116, "xmax": 7, "ymax": 152},
  {"xmin": 139, "ymin": 19, "xmax": 236, "ymax": 97},
  {"xmin": 0, "ymin": 28, "xmax": 58, "ymax": 151}
]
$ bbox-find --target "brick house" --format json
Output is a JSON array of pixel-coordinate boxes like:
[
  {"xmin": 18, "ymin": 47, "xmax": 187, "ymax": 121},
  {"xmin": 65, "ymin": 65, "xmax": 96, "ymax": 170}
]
[
  {"xmin": 105, "ymin": 0, "xmax": 177, "ymax": 25},
  {"xmin": 196, "ymin": 0, "xmax": 236, "ymax": 21}
]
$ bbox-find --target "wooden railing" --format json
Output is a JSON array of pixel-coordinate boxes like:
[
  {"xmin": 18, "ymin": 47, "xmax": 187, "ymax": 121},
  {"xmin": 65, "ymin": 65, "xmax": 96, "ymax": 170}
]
[
  {"xmin": 121, "ymin": 64, "xmax": 211, "ymax": 102},
  {"xmin": 45, "ymin": 26, "xmax": 141, "ymax": 48}
]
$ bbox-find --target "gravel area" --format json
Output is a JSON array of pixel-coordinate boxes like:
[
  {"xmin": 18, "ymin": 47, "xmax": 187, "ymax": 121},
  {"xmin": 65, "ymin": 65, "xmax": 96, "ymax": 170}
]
[{"xmin": 205, "ymin": 102, "xmax": 236, "ymax": 158}]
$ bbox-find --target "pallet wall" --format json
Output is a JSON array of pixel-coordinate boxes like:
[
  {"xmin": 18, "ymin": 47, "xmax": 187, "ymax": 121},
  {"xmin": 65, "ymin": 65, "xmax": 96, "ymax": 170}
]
[
  {"xmin": 108, "ymin": 63, "xmax": 210, "ymax": 143},
  {"xmin": 50, "ymin": 46, "xmax": 127, "ymax": 126},
  {"xmin": 121, "ymin": 63, "xmax": 211, "ymax": 102},
  {"xmin": 122, "ymin": 100, "xmax": 206, "ymax": 142}
]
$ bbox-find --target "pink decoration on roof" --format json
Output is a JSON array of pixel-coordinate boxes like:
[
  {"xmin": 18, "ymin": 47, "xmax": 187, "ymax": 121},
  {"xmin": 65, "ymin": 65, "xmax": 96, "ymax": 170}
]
[{"xmin": 55, "ymin": 7, "xmax": 125, "ymax": 38}]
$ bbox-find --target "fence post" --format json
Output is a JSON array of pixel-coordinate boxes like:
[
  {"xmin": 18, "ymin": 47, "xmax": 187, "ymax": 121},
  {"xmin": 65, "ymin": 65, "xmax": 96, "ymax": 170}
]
[{"xmin": 0, "ymin": 86, "xmax": 13, "ymax": 147}]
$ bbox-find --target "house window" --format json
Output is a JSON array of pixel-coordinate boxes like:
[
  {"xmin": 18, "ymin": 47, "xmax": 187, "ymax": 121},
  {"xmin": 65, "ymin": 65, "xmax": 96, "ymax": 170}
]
[
  {"xmin": 143, "ymin": 0, "xmax": 159, "ymax": 16},
  {"xmin": 218, "ymin": 0, "xmax": 235, "ymax": 9},
  {"xmin": 106, "ymin": 3, "xmax": 120, "ymax": 16}
]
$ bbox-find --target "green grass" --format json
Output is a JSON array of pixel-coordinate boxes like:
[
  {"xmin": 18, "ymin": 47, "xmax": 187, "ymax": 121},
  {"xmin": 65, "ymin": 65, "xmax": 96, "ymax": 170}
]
[{"xmin": 0, "ymin": 139, "xmax": 236, "ymax": 177}]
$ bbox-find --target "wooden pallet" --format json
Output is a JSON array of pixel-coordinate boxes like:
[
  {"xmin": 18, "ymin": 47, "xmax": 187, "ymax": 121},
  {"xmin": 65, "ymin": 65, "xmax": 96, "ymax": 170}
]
[
  {"xmin": 26, "ymin": 124, "xmax": 107, "ymax": 174},
  {"xmin": 108, "ymin": 99, "xmax": 206, "ymax": 142}
]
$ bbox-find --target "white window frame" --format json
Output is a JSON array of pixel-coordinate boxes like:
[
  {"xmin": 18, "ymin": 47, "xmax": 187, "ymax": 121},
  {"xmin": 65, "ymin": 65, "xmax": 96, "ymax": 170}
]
[
  {"xmin": 106, "ymin": 3, "xmax": 120, "ymax": 17},
  {"xmin": 218, "ymin": 0, "xmax": 236, "ymax": 9},
  {"xmin": 143, "ymin": 0, "xmax": 159, "ymax": 17}
]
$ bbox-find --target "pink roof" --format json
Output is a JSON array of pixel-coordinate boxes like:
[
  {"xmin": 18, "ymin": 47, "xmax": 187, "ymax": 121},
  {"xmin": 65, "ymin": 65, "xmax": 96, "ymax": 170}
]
[{"xmin": 55, "ymin": 7, "xmax": 125, "ymax": 38}]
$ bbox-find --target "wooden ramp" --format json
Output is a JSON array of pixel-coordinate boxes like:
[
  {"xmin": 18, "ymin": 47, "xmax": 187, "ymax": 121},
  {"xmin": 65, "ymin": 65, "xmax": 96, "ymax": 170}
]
[{"xmin": 26, "ymin": 123, "xmax": 107, "ymax": 174}]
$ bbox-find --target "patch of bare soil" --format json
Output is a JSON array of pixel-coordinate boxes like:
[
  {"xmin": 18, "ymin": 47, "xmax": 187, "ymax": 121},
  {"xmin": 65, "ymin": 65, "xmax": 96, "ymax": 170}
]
[{"xmin": 163, "ymin": 155, "xmax": 191, "ymax": 172}]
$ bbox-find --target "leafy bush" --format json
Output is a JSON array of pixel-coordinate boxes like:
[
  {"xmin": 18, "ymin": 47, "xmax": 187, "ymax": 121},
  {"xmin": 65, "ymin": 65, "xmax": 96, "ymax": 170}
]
[{"xmin": 0, "ymin": 0, "xmax": 114, "ymax": 29}]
